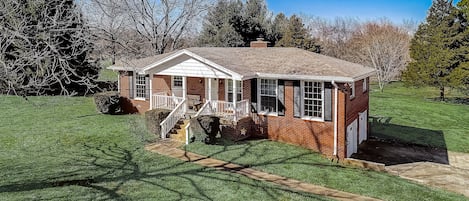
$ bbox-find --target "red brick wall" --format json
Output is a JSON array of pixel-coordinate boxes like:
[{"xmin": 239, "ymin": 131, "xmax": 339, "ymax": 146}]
[
  {"xmin": 119, "ymin": 71, "xmax": 150, "ymax": 113},
  {"xmin": 345, "ymin": 79, "xmax": 369, "ymax": 126},
  {"xmin": 256, "ymin": 81, "xmax": 336, "ymax": 157},
  {"xmin": 153, "ymin": 75, "xmax": 171, "ymax": 94},
  {"xmin": 242, "ymin": 80, "xmax": 251, "ymax": 101},
  {"xmin": 337, "ymin": 88, "xmax": 347, "ymax": 159},
  {"xmin": 342, "ymin": 78, "xmax": 370, "ymax": 158}
]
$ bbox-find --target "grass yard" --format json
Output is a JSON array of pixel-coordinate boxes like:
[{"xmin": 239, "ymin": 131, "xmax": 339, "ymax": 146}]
[
  {"xmin": 0, "ymin": 96, "xmax": 327, "ymax": 201},
  {"xmin": 184, "ymin": 140, "xmax": 467, "ymax": 201},
  {"xmin": 98, "ymin": 60, "xmax": 118, "ymax": 82},
  {"xmin": 369, "ymin": 82, "xmax": 469, "ymax": 153}
]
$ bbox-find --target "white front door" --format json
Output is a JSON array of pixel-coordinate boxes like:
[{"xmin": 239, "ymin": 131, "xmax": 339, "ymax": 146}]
[
  {"xmin": 346, "ymin": 119, "xmax": 358, "ymax": 158},
  {"xmin": 172, "ymin": 76, "xmax": 183, "ymax": 97},
  {"xmin": 205, "ymin": 78, "xmax": 218, "ymax": 101},
  {"xmin": 358, "ymin": 110, "xmax": 368, "ymax": 144}
]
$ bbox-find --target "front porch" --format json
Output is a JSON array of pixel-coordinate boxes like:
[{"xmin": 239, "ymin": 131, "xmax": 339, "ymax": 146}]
[
  {"xmin": 151, "ymin": 93, "xmax": 250, "ymax": 140},
  {"xmin": 136, "ymin": 50, "xmax": 251, "ymax": 139}
]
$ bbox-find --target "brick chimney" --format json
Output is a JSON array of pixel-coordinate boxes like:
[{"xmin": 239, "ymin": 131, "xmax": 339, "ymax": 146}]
[{"xmin": 250, "ymin": 38, "xmax": 269, "ymax": 48}]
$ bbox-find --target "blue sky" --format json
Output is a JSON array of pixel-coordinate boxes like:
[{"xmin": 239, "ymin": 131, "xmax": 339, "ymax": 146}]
[{"xmin": 266, "ymin": 0, "xmax": 435, "ymax": 24}]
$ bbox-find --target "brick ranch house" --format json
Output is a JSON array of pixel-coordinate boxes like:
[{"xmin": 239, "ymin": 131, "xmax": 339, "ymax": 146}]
[{"xmin": 109, "ymin": 40, "xmax": 375, "ymax": 159}]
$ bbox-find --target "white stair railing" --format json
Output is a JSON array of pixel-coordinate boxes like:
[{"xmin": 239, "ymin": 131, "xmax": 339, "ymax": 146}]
[
  {"xmin": 160, "ymin": 99, "xmax": 186, "ymax": 139},
  {"xmin": 235, "ymin": 99, "xmax": 250, "ymax": 120},
  {"xmin": 195, "ymin": 101, "xmax": 213, "ymax": 117}
]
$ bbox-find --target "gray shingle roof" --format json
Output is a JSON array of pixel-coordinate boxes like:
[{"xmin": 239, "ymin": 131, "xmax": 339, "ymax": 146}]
[{"xmin": 109, "ymin": 47, "xmax": 375, "ymax": 81}]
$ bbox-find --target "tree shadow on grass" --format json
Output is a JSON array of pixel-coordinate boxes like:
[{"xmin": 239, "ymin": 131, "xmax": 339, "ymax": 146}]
[
  {"xmin": 351, "ymin": 116, "xmax": 448, "ymax": 166},
  {"xmin": 0, "ymin": 142, "xmax": 328, "ymax": 201}
]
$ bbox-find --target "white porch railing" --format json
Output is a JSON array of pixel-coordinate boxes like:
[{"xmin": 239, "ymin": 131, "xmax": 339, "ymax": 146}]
[
  {"xmin": 209, "ymin": 99, "xmax": 250, "ymax": 121},
  {"xmin": 152, "ymin": 94, "xmax": 184, "ymax": 110},
  {"xmin": 160, "ymin": 99, "xmax": 186, "ymax": 139}
]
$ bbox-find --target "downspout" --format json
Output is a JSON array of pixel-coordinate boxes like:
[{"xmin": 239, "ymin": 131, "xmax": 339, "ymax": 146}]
[{"xmin": 332, "ymin": 81, "xmax": 339, "ymax": 156}]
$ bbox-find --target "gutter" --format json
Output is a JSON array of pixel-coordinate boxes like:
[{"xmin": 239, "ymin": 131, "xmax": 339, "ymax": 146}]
[{"xmin": 332, "ymin": 81, "xmax": 339, "ymax": 156}]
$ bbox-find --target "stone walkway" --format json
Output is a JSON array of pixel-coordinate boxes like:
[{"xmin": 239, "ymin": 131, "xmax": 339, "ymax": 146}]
[{"xmin": 145, "ymin": 140, "xmax": 380, "ymax": 201}]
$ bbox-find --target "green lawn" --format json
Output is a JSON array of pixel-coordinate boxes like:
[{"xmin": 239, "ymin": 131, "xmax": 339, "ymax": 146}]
[
  {"xmin": 1, "ymin": 82, "xmax": 468, "ymax": 200},
  {"xmin": 184, "ymin": 140, "xmax": 467, "ymax": 201},
  {"xmin": 98, "ymin": 60, "xmax": 118, "ymax": 82},
  {"xmin": 0, "ymin": 96, "xmax": 327, "ymax": 201},
  {"xmin": 369, "ymin": 82, "xmax": 469, "ymax": 153}
]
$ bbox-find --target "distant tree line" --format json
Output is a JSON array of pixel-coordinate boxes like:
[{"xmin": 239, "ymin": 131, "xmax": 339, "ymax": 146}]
[
  {"xmin": 2, "ymin": 0, "xmax": 467, "ymax": 98},
  {"xmin": 197, "ymin": 0, "xmax": 320, "ymax": 52}
]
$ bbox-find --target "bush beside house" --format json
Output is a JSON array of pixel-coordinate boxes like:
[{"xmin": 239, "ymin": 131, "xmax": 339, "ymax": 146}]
[
  {"xmin": 145, "ymin": 109, "xmax": 171, "ymax": 136},
  {"xmin": 93, "ymin": 91, "xmax": 121, "ymax": 114},
  {"xmin": 189, "ymin": 115, "xmax": 220, "ymax": 144}
]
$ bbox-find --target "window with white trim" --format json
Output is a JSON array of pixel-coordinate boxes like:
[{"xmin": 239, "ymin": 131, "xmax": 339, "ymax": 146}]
[
  {"xmin": 302, "ymin": 81, "xmax": 323, "ymax": 119},
  {"xmin": 259, "ymin": 79, "xmax": 277, "ymax": 113},
  {"xmin": 135, "ymin": 74, "xmax": 147, "ymax": 99},
  {"xmin": 350, "ymin": 82, "xmax": 355, "ymax": 99},
  {"xmin": 227, "ymin": 80, "xmax": 242, "ymax": 101},
  {"xmin": 363, "ymin": 78, "xmax": 367, "ymax": 92},
  {"xmin": 173, "ymin": 76, "xmax": 183, "ymax": 87}
]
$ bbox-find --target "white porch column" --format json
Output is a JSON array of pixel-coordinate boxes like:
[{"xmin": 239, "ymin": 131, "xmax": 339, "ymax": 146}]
[
  {"xmin": 232, "ymin": 78, "xmax": 237, "ymax": 121},
  {"xmin": 208, "ymin": 78, "xmax": 212, "ymax": 101},
  {"xmin": 182, "ymin": 76, "xmax": 187, "ymax": 113},
  {"xmin": 149, "ymin": 74, "xmax": 153, "ymax": 110}
]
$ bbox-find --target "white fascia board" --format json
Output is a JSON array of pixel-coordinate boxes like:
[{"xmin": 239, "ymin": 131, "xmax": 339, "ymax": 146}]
[
  {"xmin": 351, "ymin": 70, "xmax": 376, "ymax": 82},
  {"xmin": 256, "ymin": 73, "xmax": 355, "ymax": 83},
  {"xmin": 107, "ymin": 66, "xmax": 135, "ymax": 71}
]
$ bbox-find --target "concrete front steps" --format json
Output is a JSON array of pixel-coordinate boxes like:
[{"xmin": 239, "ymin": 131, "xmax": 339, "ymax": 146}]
[{"xmin": 167, "ymin": 119, "xmax": 190, "ymax": 143}]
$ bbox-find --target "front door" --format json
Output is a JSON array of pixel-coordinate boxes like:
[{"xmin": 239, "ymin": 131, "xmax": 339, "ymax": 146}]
[
  {"xmin": 172, "ymin": 76, "xmax": 183, "ymax": 97},
  {"xmin": 205, "ymin": 78, "xmax": 218, "ymax": 101}
]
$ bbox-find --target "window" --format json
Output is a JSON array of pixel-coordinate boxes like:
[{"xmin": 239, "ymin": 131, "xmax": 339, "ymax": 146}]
[
  {"xmin": 259, "ymin": 79, "xmax": 277, "ymax": 113},
  {"xmin": 363, "ymin": 78, "xmax": 367, "ymax": 92},
  {"xmin": 173, "ymin": 76, "xmax": 183, "ymax": 87},
  {"xmin": 303, "ymin": 81, "xmax": 323, "ymax": 119},
  {"xmin": 350, "ymin": 82, "xmax": 355, "ymax": 99},
  {"xmin": 135, "ymin": 74, "xmax": 147, "ymax": 99},
  {"xmin": 227, "ymin": 80, "xmax": 242, "ymax": 101}
]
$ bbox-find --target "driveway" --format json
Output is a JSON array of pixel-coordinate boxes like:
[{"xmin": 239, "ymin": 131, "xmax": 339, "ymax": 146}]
[
  {"xmin": 386, "ymin": 152, "xmax": 469, "ymax": 197},
  {"xmin": 352, "ymin": 139, "xmax": 469, "ymax": 197}
]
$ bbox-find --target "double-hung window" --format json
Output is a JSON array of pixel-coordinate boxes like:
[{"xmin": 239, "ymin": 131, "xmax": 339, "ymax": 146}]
[
  {"xmin": 135, "ymin": 74, "xmax": 147, "ymax": 99},
  {"xmin": 302, "ymin": 81, "xmax": 323, "ymax": 119},
  {"xmin": 259, "ymin": 79, "xmax": 277, "ymax": 114},
  {"xmin": 227, "ymin": 80, "xmax": 242, "ymax": 101}
]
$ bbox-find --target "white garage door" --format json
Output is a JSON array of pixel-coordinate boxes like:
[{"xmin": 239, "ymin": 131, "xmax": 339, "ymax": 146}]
[
  {"xmin": 346, "ymin": 119, "xmax": 358, "ymax": 158},
  {"xmin": 358, "ymin": 110, "xmax": 368, "ymax": 144}
]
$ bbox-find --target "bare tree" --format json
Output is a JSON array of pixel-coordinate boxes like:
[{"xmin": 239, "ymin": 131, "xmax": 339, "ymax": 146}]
[
  {"xmin": 124, "ymin": 0, "xmax": 210, "ymax": 54},
  {"xmin": 84, "ymin": 0, "xmax": 209, "ymax": 62},
  {"xmin": 348, "ymin": 21, "xmax": 411, "ymax": 92},
  {"xmin": 0, "ymin": 0, "xmax": 98, "ymax": 96},
  {"xmin": 306, "ymin": 16, "xmax": 359, "ymax": 59}
]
